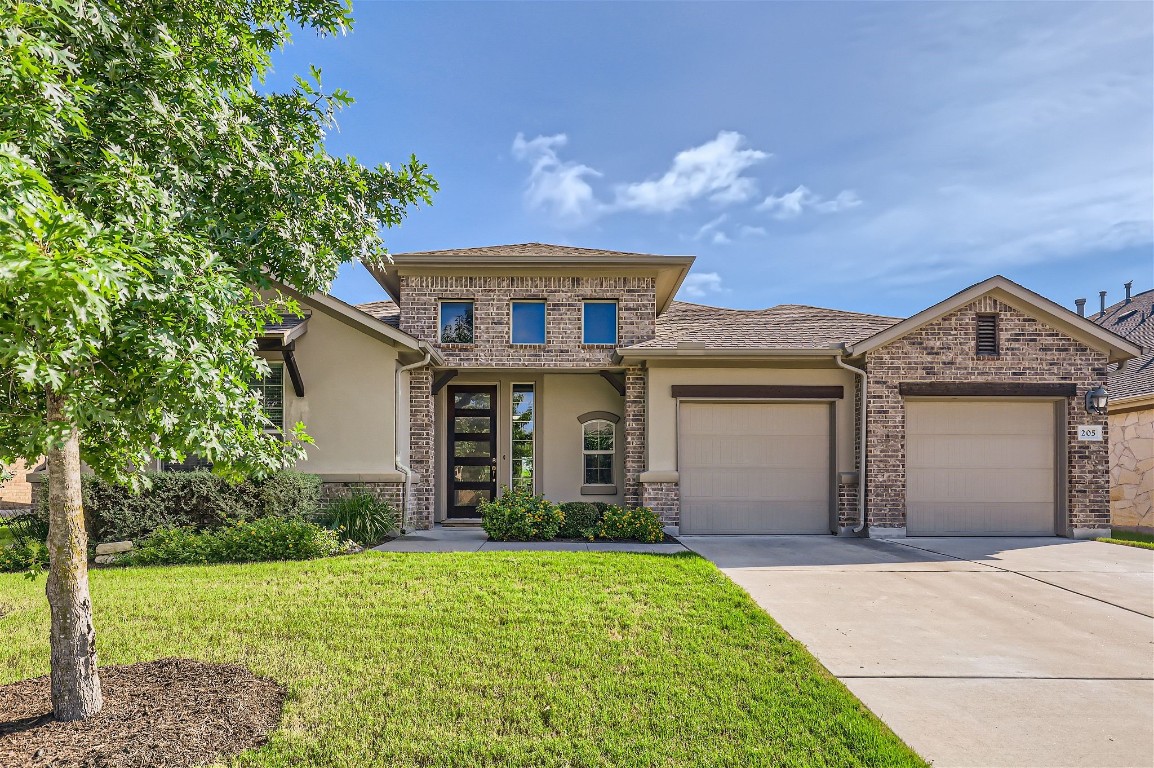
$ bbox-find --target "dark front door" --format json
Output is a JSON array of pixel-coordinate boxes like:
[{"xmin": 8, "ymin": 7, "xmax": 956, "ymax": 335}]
[{"xmin": 446, "ymin": 385, "xmax": 498, "ymax": 519}]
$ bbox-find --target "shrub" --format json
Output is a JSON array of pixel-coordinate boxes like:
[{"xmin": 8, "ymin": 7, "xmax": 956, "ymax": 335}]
[
  {"xmin": 0, "ymin": 537, "xmax": 50, "ymax": 573},
  {"xmin": 118, "ymin": 517, "xmax": 341, "ymax": 567},
  {"xmin": 480, "ymin": 486, "xmax": 563, "ymax": 541},
  {"xmin": 323, "ymin": 493, "xmax": 399, "ymax": 545},
  {"xmin": 598, "ymin": 505, "xmax": 665, "ymax": 543},
  {"xmin": 558, "ymin": 502, "xmax": 601, "ymax": 541},
  {"xmin": 38, "ymin": 471, "xmax": 322, "ymax": 542}
]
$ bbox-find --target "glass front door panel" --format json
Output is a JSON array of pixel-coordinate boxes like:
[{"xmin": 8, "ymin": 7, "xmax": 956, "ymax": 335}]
[{"xmin": 447, "ymin": 385, "xmax": 497, "ymax": 519}]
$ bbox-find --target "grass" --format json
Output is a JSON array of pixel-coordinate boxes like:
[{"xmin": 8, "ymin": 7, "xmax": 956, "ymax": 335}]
[
  {"xmin": 0, "ymin": 552, "xmax": 925, "ymax": 768},
  {"xmin": 1097, "ymin": 529, "xmax": 1154, "ymax": 550}
]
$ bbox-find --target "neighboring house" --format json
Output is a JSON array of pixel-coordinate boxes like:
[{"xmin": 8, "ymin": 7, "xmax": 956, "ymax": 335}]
[
  {"xmin": 24, "ymin": 244, "xmax": 1143, "ymax": 538},
  {"xmin": 1, "ymin": 459, "xmax": 35, "ymax": 510},
  {"xmin": 1090, "ymin": 285, "xmax": 1154, "ymax": 534}
]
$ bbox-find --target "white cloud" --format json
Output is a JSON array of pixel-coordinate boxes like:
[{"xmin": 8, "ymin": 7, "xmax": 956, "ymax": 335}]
[
  {"xmin": 613, "ymin": 131, "xmax": 769, "ymax": 212},
  {"xmin": 739, "ymin": 225, "xmax": 767, "ymax": 237},
  {"xmin": 711, "ymin": 231, "xmax": 731, "ymax": 245},
  {"xmin": 693, "ymin": 214, "xmax": 728, "ymax": 241},
  {"xmin": 512, "ymin": 131, "xmax": 771, "ymax": 224},
  {"xmin": 758, "ymin": 185, "xmax": 862, "ymax": 220},
  {"xmin": 511, "ymin": 133, "xmax": 601, "ymax": 224},
  {"xmin": 679, "ymin": 272, "xmax": 726, "ymax": 299}
]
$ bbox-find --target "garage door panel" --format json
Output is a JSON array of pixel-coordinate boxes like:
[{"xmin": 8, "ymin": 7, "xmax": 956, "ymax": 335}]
[
  {"xmin": 906, "ymin": 400, "xmax": 1057, "ymax": 536},
  {"xmin": 679, "ymin": 402, "xmax": 831, "ymax": 534},
  {"xmin": 907, "ymin": 435, "xmax": 1054, "ymax": 469}
]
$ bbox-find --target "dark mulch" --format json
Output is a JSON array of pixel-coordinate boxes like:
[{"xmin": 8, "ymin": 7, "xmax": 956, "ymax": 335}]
[{"xmin": 0, "ymin": 658, "xmax": 285, "ymax": 768}]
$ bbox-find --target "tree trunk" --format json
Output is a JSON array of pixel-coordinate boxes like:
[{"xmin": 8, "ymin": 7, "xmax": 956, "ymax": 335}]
[{"xmin": 45, "ymin": 389, "xmax": 103, "ymax": 721}]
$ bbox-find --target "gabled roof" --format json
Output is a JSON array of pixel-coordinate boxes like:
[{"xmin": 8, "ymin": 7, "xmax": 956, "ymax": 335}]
[
  {"xmin": 269, "ymin": 282, "xmax": 442, "ymax": 365},
  {"xmin": 846, "ymin": 275, "xmax": 1143, "ymax": 364},
  {"xmin": 365, "ymin": 242, "xmax": 695, "ymax": 314},
  {"xmin": 259, "ymin": 313, "xmax": 310, "ymax": 345},
  {"xmin": 1091, "ymin": 288, "xmax": 1154, "ymax": 402},
  {"xmin": 619, "ymin": 301, "xmax": 899, "ymax": 357}
]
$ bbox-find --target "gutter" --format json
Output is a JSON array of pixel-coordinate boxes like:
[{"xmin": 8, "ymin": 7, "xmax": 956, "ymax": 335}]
[
  {"xmin": 835, "ymin": 350, "xmax": 868, "ymax": 535},
  {"xmin": 395, "ymin": 345, "xmax": 434, "ymax": 530}
]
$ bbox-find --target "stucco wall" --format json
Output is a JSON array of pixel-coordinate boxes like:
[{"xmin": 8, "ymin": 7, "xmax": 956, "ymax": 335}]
[
  {"xmin": 1109, "ymin": 404, "xmax": 1154, "ymax": 532},
  {"xmin": 541, "ymin": 373, "xmax": 625, "ymax": 505},
  {"xmin": 645, "ymin": 364, "xmax": 859, "ymax": 473},
  {"xmin": 272, "ymin": 307, "xmax": 401, "ymax": 478},
  {"xmin": 864, "ymin": 294, "xmax": 1111, "ymax": 536}
]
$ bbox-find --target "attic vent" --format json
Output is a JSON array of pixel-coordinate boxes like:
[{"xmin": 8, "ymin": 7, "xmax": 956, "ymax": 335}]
[{"xmin": 976, "ymin": 314, "xmax": 999, "ymax": 356}]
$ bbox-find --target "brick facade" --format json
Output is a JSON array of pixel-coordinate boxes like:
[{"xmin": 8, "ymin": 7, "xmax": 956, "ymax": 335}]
[
  {"xmin": 641, "ymin": 481, "xmax": 679, "ymax": 525},
  {"xmin": 320, "ymin": 481, "xmax": 404, "ymax": 515},
  {"xmin": 398, "ymin": 275, "xmax": 656, "ymax": 368},
  {"xmin": 624, "ymin": 367, "xmax": 646, "ymax": 507},
  {"xmin": 864, "ymin": 295, "xmax": 1110, "ymax": 535},
  {"xmin": 407, "ymin": 366, "xmax": 435, "ymax": 530}
]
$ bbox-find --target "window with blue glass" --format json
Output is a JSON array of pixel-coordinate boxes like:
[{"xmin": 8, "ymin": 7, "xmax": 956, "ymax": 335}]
[
  {"xmin": 511, "ymin": 301, "xmax": 546, "ymax": 344},
  {"xmin": 582, "ymin": 301, "xmax": 617, "ymax": 345},
  {"xmin": 439, "ymin": 301, "xmax": 474, "ymax": 343}
]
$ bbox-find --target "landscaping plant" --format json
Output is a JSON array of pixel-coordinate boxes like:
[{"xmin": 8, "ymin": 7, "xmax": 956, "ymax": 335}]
[
  {"xmin": 323, "ymin": 493, "xmax": 400, "ymax": 546},
  {"xmin": 598, "ymin": 505, "xmax": 665, "ymax": 543},
  {"xmin": 0, "ymin": 0, "xmax": 434, "ymax": 719},
  {"xmin": 479, "ymin": 486, "xmax": 564, "ymax": 541},
  {"xmin": 117, "ymin": 518, "xmax": 341, "ymax": 567},
  {"xmin": 557, "ymin": 501, "xmax": 602, "ymax": 540}
]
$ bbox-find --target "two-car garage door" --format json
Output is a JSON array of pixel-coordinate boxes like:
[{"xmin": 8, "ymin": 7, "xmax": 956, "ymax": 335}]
[
  {"xmin": 906, "ymin": 400, "xmax": 1058, "ymax": 536},
  {"xmin": 679, "ymin": 402, "xmax": 831, "ymax": 534}
]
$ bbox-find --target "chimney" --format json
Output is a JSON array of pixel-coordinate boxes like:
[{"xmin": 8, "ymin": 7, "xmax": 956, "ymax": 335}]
[
  {"xmin": 1099, "ymin": 291, "xmax": 1107, "ymax": 317},
  {"xmin": 1125, "ymin": 281, "xmax": 1133, "ymax": 303},
  {"xmin": 1075, "ymin": 298, "xmax": 1086, "ymax": 317}
]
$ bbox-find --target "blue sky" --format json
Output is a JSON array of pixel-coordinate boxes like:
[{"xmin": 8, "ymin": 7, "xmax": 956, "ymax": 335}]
[{"xmin": 265, "ymin": 1, "xmax": 1153, "ymax": 317}]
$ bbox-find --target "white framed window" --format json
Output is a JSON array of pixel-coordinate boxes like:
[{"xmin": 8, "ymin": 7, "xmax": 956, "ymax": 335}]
[
  {"xmin": 582, "ymin": 301, "xmax": 617, "ymax": 345},
  {"xmin": 250, "ymin": 361, "xmax": 285, "ymax": 432},
  {"xmin": 512, "ymin": 384, "xmax": 535, "ymax": 491},
  {"xmin": 582, "ymin": 419, "xmax": 614, "ymax": 486},
  {"xmin": 439, "ymin": 301, "xmax": 474, "ymax": 343}
]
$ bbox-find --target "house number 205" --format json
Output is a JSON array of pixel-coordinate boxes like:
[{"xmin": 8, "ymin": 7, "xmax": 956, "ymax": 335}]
[{"xmin": 1077, "ymin": 425, "xmax": 1104, "ymax": 441}]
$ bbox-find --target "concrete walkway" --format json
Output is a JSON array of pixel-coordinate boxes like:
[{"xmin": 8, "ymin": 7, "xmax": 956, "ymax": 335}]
[
  {"xmin": 680, "ymin": 535, "xmax": 1154, "ymax": 768},
  {"xmin": 373, "ymin": 525, "xmax": 686, "ymax": 554}
]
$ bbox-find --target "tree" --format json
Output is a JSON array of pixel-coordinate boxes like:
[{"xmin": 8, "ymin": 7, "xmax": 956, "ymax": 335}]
[{"xmin": 0, "ymin": 0, "xmax": 435, "ymax": 720}]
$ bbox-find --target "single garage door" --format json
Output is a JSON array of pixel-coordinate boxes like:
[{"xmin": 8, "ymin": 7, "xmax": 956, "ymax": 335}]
[
  {"xmin": 906, "ymin": 400, "xmax": 1058, "ymax": 536},
  {"xmin": 679, "ymin": 402, "xmax": 831, "ymax": 534}
]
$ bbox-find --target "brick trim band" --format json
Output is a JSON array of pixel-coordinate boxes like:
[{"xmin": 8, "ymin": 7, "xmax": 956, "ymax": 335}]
[
  {"xmin": 670, "ymin": 385, "xmax": 844, "ymax": 400},
  {"xmin": 898, "ymin": 382, "xmax": 1077, "ymax": 397}
]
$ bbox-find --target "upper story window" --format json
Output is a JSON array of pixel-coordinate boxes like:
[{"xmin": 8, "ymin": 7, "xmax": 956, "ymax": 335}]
[
  {"xmin": 440, "ymin": 301, "xmax": 474, "ymax": 344},
  {"xmin": 250, "ymin": 361, "xmax": 285, "ymax": 432},
  {"xmin": 976, "ymin": 314, "xmax": 999, "ymax": 356},
  {"xmin": 511, "ymin": 301, "xmax": 546, "ymax": 344},
  {"xmin": 582, "ymin": 301, "xmax": 617, "ymax": 345}
]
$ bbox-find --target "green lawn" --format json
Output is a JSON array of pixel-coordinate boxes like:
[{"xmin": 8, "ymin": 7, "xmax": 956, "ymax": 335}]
[
  {"xmin": 1097, "ymin": 529, "xmax": 1154, "ymax": 550},
  {"xmin": 0, "ymin": 552, "xmax": 925, "ymax": 767}
]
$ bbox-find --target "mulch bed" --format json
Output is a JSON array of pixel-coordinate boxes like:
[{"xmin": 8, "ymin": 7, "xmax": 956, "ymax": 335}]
[{"xmin": 0, "ymin": 658, "xmax": 285, "ymax": 768}]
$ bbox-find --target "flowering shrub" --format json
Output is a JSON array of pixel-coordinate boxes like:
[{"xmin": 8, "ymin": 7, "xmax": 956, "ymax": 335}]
[
  {"xmin": 117, "ymin": 517, "xmax": 342, "ymax": 567},
  {"xmin": 480, "ymin": 486, "xmax": 563, "ymax": 541},
  {"xmin": 598, "ymin": 505, "xmax": 665, "ymax": 543}
]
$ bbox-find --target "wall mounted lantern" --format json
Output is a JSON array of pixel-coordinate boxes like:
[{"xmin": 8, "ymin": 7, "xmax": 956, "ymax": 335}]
[{"xmin": 1085, "ymin": 385, "xmax": 1109, "ymax": 415}]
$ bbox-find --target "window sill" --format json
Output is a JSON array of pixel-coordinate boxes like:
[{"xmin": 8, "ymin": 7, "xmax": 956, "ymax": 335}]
[
  {"xmin": 581, "ymin": 485, "xmax": 618, "ymax": 496},
  {"xmin": 580, "ymin": 343, "xmax": 617, "ymax": 348}
]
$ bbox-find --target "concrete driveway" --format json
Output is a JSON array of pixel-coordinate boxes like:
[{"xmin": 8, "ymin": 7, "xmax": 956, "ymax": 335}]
[{"xmin": 680, "ymin": 535, "xmax": 1154, "ymax": 768}]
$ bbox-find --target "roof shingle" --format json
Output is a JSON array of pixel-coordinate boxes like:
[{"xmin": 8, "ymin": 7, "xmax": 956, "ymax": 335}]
[
  {"xmin": 355, "ymin": 300, "xmax": 401, "ymax": 328},
  {"xmin": 1091, "ymin": 288, "xmax": 1154, "ymax": 400},
  {"xmin": 390, "ymin": 242, "xmax": 675, "ymax": 260},
  {"xmin": 625, "ymin": 300, "xmax": 901, "ymax": 351}
]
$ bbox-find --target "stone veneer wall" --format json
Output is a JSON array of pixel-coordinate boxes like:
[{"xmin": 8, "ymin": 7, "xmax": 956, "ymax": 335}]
[
  {"xmin": 624, "ymin": 367, "xmax": 646, "ymax": 508},
  {"xmin": 1108, "ymin": 405, "xmax": 1154, "ymax": 532},
  {"xmin": 398, "ymin": 275, "xmax": 656, "ymax": 368},
  {"xmin": 864, "ymin": 295, "xmax": 1110, "ymax": 535}
]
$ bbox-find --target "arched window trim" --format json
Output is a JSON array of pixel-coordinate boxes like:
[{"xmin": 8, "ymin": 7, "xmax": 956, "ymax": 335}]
[{"xmin": 581, "ymin": 418, "xmax": 615, "ymax": 488}]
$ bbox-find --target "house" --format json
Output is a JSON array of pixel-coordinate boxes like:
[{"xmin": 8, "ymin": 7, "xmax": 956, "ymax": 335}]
[
  {"xmin": 24, "ymin": 244, "xmax": 1143, "ymax": 538},
  {"xmin": 0, "ymin": 459, "xmax": 34, "ymax": 510},
  {"xmin": 1089, "ymin": 284, "xmax": 1154, "ymax": 534}
]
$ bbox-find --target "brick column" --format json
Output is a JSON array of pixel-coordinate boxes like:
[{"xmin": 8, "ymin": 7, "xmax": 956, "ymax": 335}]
[
  {"xmin": 407, "ymin": 366, "xmax": 434, "ymax": 530},
  {"xmin": 624, "ymin": 366, "xmax": 646, "ymax": 507}
]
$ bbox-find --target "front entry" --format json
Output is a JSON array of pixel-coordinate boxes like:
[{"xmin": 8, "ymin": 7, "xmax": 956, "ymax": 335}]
[{"xmin": 446, "ymin": 385, "xmax": 498, "ymax": 519}]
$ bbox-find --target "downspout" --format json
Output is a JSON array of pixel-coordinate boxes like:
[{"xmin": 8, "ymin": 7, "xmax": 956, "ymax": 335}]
[
  {"xmin": 835, "ymin": 353, "xmax": 868, "ymax": 534},
  {"xmin": 396, "ymin": 347, "xmax": 433, "ymax": 529}
]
